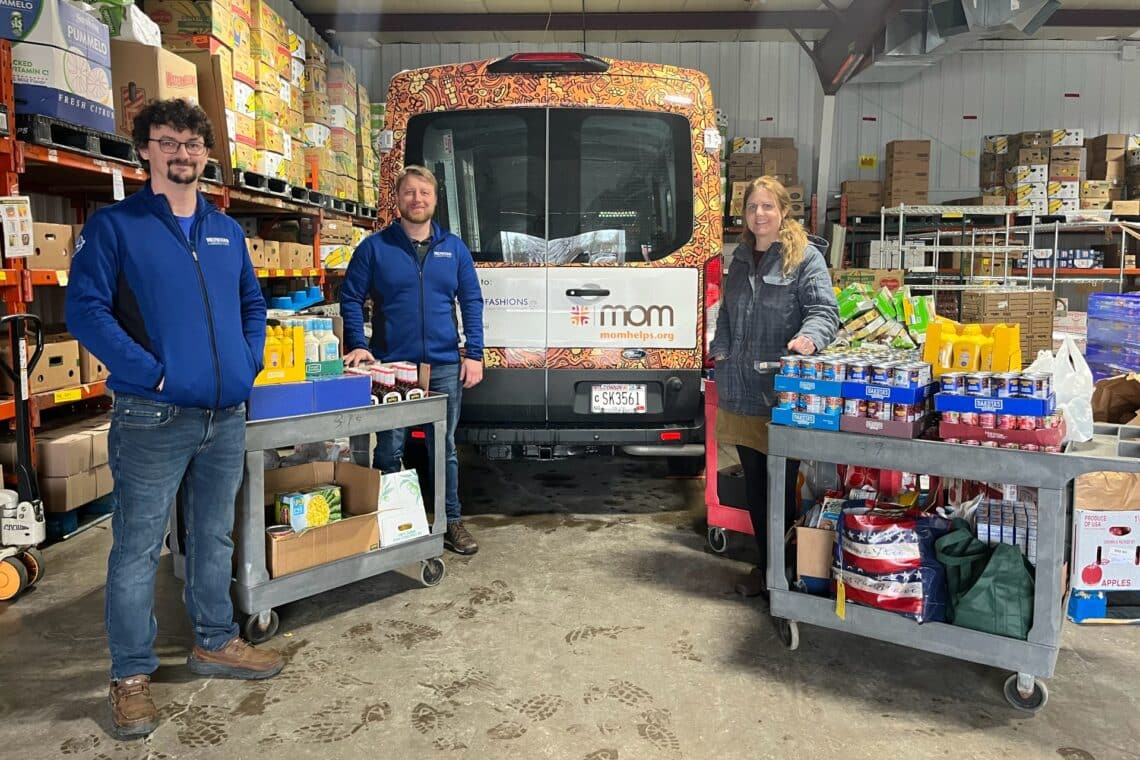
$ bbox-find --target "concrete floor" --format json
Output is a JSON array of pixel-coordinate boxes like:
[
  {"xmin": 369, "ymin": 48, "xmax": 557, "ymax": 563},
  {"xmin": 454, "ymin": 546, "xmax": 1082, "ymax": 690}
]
[{"xmin": 0, "ymin": 454, "xmax": 1137, "ymax": 760}]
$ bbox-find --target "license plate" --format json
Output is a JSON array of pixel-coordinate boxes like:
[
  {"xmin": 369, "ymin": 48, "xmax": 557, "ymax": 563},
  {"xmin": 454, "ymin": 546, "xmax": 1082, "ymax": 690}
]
[{"xmin": 591, "ymin": 383, "xmax": 647, "ymax": 414}]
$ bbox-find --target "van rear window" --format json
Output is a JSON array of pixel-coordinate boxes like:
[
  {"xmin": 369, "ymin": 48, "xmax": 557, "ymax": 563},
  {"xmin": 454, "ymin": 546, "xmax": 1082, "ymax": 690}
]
[{"xmin": 405, "ymin": 108, "xmax": 693, "ymax": 264}]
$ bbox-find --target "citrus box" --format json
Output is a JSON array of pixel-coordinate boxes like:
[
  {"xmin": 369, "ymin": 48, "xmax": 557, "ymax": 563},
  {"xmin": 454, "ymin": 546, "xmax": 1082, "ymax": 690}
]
[{"xmin": 276, "ymin": 484, "xmax": 342, "ymax": 532}]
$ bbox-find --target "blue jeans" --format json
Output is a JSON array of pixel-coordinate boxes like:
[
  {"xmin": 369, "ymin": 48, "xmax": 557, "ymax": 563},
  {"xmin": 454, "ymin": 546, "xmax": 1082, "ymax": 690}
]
[
  {"xmin": 106, "ymin": 394, "xmax": 245, "ymax": 680},
  {"xmin": 374, "ymin": 362, "xmax": 462, "ymax": 522}
]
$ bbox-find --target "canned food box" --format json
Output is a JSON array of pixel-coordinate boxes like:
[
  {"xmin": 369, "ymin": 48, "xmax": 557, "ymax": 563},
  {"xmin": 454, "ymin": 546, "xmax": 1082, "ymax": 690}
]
[
  {"xmin": 847, "ymin": 361, "xmax": 870, "ymax": 382},
  {"xmin": 965, "ymin": 372, "xmax": 992, "ymax": 397},
  {"xmin": 802, "ymin": 393, "xmax": 826, "ymax": 414},
  {"xmin": 940, "ymin": 372, "xmax": 966, "ymax": 395},
  {"xmin": 960, "ymin": 411, "xmax": 980, "ymax": 426},
  {"xmin": 801, "ymin": 357, "xmax": 824, "ymax": 380},
  {"xmin": 872, "ymin": 402, "xmax": 893, "ymax": 421},
  {"xmin": 779, "ymin": 355, "xmax": 801, "ymax": 376},
  {"xmin": 1016, "ymin": 415, "xmax": 1038, "ymax": 431},
  {"xmin": 777, "ymin": 391, "xmax": 798, "ymax": 410},
  {"xmin": 942, "ymin": 411, "xmax": 961, "ymax": 424},
  {"xmin": 844, "ymin": 398, "xmax": 867, "ymax": 418},
  {"xmin": 997, "ymin": 414, "xmax": 1017, "ymax": 430},
  {"xmin": 825, "ymin": 396, "xmax": 843, "ymax": 414},
  {"xmin": 978, "ymin": 412, "xmax": 997, "ymax": 429},
  {"xmin": 993, "ymin": 373, "xmax": 1020, "ymax": 399},
  {"xmin": 870, "ymin": 362, "xmax": 897, "ymax": 385}
]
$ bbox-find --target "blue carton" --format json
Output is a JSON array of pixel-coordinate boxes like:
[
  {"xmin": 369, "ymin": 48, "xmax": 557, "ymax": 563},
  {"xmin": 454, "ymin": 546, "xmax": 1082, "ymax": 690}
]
[
  {"xmin": 1088, "ymin": 293, "xmax": 1140, "ymax": 321},
  {"xmin": 842, "ymin": 381, "xmax": 935, "ymax": 405},
  {"xmin": 772, "ymin": 407, "xmax": 842, "ymax": 431},
  {"xmin": 774, "ymin": 375, "xmax": 844, "ymax": 397},
  {"xmin": 312, "ymin": 374, "xmax": 372, "ymax": 413},
  {"xmin": 248, "ymin": 381, "xmax": 313, "ymax": 421},
  {"xmin": 933, "ymin": 392, "xmax": 1056, "ymax": 416}
]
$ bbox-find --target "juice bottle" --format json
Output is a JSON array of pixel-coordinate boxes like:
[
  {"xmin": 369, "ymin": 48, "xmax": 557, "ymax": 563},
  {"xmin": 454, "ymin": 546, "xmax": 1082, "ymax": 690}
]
[
  {"xmin": 265, "ymin": 325, "xmax": 282, "ymax": 369},
  {"xmin": 281, "ymin": 324, "xmax": 295, "ymax": 368},
  {"xmin": 319, "ymin": 318, "xmax": 340, "ymax": 361},
  {"xmin": 304, "ymin": 318, "xmax": 321, "ymax": 363}
]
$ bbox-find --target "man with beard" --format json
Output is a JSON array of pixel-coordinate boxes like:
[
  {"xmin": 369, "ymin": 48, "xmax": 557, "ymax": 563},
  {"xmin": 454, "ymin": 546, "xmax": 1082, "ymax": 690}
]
[
  {"xmin": 341, "ymin": 165, "xmax": 485, "ymax": 555},
  {"xmin": 66, "ymin": 99, "xmax": 283, "ymax": 741}
]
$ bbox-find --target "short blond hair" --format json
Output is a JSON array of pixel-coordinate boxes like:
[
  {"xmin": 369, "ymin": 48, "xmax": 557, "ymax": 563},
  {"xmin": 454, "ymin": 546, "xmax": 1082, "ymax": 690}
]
[{"xmin": 396, "ymin": 164, "xmax": 438, "ymax": 194}]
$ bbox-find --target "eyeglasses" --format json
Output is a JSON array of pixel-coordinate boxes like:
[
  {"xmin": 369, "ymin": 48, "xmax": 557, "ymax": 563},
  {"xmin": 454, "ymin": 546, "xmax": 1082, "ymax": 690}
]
[{"xmin": 149, "ymin": 138, "xmax": 208, "ymax": 157}]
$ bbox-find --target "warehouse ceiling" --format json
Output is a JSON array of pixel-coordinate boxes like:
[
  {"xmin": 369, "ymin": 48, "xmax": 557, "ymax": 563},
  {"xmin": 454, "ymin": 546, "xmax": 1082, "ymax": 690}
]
[{"xmin": 293, "ymin": 0, "xmax": 1140, "ymax": 47}]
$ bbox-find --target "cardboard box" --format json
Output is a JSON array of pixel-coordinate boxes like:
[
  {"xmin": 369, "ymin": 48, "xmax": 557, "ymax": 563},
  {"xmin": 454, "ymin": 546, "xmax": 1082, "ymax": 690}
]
[
  {"xmin": 832, "ymin": 268, "xmax": 905, "ymax": 291},
  {"xmin": 1088, "ymin": 161, "xmax": 1125, "ymax": 181},
  {"xmin": 1047, "ymin": 181, "xmax": 1079, "ymax": 200},
  {"xmin": 1011, "ymin": 148, "xmax": 1048, "ymax": 166},
  {"xmin": 1072, "ymin": 510, "xmax": 1140, "ymax": 590},
  {"xmin": 984, "ymin": 134, "xmax": 1008, "ymax": 154},
  {"xmin": 1081, "ymin": 199, "xmax": 1113, "ymax": 211},
  {"xmin": 79, "ymin": 345, "xmax": 108, "ymax": 383},
  {"xmin": 32, "ymin": 223, "xmax": 72, "ymax": 270},
  {"xmin": 1006, "ymin": 165, "xmax": 1048, "ymax": 185},
  {"xmin": 1112, "ymin": 200, "xmax": 1140, "ymax": 216},
  {"xmin": 1048, "ymin": 197, "xmax": 1080, "ymax": 215},
  {"xmin": 1081, "ymin": 180, "xmax": 1117, "ymax": 199},
  {"xmin": 279, "ymin": 242, "xmax": 314, "ymax": 269},
  {"xmin": 885, "ymin": 139, "xmax": 931, "ymax": 159},
  {"xmin": 319, "ymin": 218, "xmax": 354, "ymax": 245},
  {"xmin": 1051, "ymin": 129, "xmax": 1084, "ymax": 147},
  {"xmin": 1050, "ymin": 146, "xmax": 1083, "ymax": 162},
  {"xmin": 262, "ymin": 239, "xmax": 281, "ymax": 268},
  {"xmin": 246, "ymin": 237, "xmax": 267, "ymax": 268},
  {"xmin": 1010, "ymin": 131, "xmax": 1051, "ymax": 150},
  {"xmin": 795, "ymin": 526, "xmax": 835, "ymax": 583},
  {"xmin": 36, "ymin": 422, "xmax": 109, "ymax": 477},
  {"xmin": 1049, "ymin": 160, "xmax": 1081, "ymax": 180},
  {"xmin": 40, "ymin": 468, "xmax": 97, "ymax": 513},
  {"xmin": 263, "ymin": 461, "xmax": 381, "ymax": 578},
  {"xmin": 110, "ymin": 41, "xmax": 199, "ymax": 140},
  {"xmin": 0, "ymin": 335, "xmax": 80, "ymax": 395},
  {"xmin": 1087, "ymin": 134, "xmax": 1140, "ymax": 153}
]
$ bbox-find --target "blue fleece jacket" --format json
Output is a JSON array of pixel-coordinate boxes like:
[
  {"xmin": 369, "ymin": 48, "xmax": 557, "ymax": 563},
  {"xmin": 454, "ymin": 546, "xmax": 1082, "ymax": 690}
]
[
  {"xmin": 65, "ymin": 182, "xmax": 267, "ymax": 409},
  {"xmin": 340, "ymin": 221, "xmax": 484, "ymax": 365}
]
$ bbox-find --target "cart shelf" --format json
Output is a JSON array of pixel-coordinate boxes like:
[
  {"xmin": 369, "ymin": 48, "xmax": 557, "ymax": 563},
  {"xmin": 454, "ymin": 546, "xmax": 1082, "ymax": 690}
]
[{"xmin": 764, "ymin": 423, "xmax": 1140, "ymax": 712}]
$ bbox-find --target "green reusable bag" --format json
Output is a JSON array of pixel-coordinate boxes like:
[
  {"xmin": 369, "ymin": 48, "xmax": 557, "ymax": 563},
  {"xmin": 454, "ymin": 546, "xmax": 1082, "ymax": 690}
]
[
  {"xmin": 934, "ymin": 518, "xmax": 991, "ymax": 622},
  {"xmin": 952, "ymin": 543, "xmax": 1036, "ymax": 640}
]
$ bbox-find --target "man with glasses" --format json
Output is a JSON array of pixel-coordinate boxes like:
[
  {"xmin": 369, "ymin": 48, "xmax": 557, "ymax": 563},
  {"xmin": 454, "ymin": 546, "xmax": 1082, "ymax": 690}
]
[{"xmin": 66, "ymin": 99, "xmax": 282, "ymax": 741}]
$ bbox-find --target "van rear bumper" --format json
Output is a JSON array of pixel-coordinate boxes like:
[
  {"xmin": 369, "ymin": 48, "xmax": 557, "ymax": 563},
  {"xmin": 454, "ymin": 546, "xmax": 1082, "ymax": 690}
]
[{"xmin": 456, "ymin": 417, "xmax": 705, "ymax": 449}]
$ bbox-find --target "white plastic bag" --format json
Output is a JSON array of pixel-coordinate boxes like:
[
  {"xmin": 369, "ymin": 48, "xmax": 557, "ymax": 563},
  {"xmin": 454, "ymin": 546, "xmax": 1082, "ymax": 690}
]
[
  {"xmin": 1054, "ymin": 334, "xmax": 1095, "ymax": 443},
  {"xmin": 1025, "ymin": 349, "xmax": 1055, "ymax": 374}
]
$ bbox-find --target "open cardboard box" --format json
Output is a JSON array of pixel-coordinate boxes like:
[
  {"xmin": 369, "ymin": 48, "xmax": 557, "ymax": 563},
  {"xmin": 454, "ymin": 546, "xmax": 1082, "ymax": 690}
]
[
  {"xmin": 263, "ymin": 461, "xmax": 381, "ymax": 578},
  {"xmin": 1077, "ymin": 373, "xmax": 1140, "ymax": 511}
]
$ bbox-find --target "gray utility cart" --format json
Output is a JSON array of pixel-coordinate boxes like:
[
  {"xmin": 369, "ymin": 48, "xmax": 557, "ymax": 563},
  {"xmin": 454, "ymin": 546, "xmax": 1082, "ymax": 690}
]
[
  {"xmin": 765, "ymin": 422, "xmax": 1140, "ymax": 713},
  {"xmin": 170, "ymin": 395, "xmax": 448, "ymax": 643}
]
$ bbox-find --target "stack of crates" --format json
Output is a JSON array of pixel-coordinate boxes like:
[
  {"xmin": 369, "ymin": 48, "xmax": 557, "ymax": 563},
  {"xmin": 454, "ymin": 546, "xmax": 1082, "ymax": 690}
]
[
  {"xmin": 303, "ymin": 42, "xmax": 333, "ymax": 194},
  {"xmin": 328, "ymin": 60, "xmax": 359, "ymax": 202},
  {"xmin": 248, "ymin": 0, "xmax": 289, "ymax": 182},
  {"xmin": 357, "ymin": 87, "xmax": 378, "ymax": 208}
]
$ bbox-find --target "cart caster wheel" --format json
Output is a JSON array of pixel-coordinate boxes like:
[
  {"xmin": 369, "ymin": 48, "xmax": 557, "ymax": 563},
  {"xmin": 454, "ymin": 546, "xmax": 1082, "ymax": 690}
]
[
  {"xmin": 18, "ymin": 547, "xmax": 44, "ymax": 587},
  {"xmin": 774, "ymin": 618, "xmax": 800, "ymax": 651},
  {"xmin": 243, "ymin": 610, "xmax": 280, "ymax": 644},
  {"xmin": 706, "ymin": 527, "xmax": 728, "ymax": 554},
  {"xmin": 1003, "ymin": 674, "xmax": 1048, "ymax": 713},
  {"xmin": 0, "ymin": 556, "xmax": 29, "ymax": 601},
  {"xmin": 420, "ymin": 558, "xmax": 446, "ymax": 587}
]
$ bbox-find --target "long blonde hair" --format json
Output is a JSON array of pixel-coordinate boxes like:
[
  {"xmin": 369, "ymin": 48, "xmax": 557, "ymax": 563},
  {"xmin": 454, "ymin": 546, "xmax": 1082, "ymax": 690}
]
[{"xmin": 740, "ymin": 176, "xmax": 808, "ymax": 277}]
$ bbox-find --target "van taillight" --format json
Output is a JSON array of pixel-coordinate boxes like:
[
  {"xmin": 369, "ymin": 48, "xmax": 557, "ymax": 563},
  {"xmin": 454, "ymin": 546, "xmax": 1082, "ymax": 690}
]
[
  {"xmin": 704, "ymin": 255, "xmax": 723, "ymax": 369},
  {"xmin": 487, "ymin": 53, "xmax": 610, "ymax": 74}
]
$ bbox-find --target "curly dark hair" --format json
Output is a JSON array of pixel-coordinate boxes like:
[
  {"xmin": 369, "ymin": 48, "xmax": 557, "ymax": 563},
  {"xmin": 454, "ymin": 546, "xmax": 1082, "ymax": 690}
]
[{"xmin": 131, "ymin": 98, "xmax": 215, "ymax": 156}]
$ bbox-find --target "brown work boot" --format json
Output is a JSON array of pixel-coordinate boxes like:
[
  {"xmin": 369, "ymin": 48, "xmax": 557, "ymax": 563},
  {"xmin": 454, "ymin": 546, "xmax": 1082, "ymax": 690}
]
[
  {"xmin": 734, "ymin": 567, "xmax": 769, "ymax": 600},
  {"xmin": 109, "ymin": 675, "xmax": 158, "ymax": 740},
  {"xmin": 187, "ymin": 637, "xmax": 284, "ymax": 680},
  {"xmin": 445, "ymin": 520, "xmax": 479, "ymax": 555}
]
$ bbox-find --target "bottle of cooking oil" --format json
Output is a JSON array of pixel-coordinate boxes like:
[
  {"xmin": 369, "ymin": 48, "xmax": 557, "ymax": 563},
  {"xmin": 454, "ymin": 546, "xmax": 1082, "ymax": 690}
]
[{"xmin": 281, "ymin": 323, "xmax": 296, "ymax": 368}]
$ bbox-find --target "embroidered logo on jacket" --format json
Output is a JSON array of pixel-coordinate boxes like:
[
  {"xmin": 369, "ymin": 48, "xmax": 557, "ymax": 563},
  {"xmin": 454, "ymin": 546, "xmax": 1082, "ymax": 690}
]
[
  {"xmin": 432, "ymin": 250, "xmax": 453, "ymax": 258},
  {"xmin": 206, "ymin": 236, "xmax": 230, "ymax": 246}
]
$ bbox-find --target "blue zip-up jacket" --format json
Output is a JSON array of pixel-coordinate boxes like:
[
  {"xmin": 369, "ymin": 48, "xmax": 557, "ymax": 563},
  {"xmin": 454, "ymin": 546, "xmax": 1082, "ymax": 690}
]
[
  {"xmin": 340, "ymin": 220, "xmax": 484, "ymax": 364},
  {"xmin": 65, "ymin": 182, "xmax": 267, "ymax": 409}
]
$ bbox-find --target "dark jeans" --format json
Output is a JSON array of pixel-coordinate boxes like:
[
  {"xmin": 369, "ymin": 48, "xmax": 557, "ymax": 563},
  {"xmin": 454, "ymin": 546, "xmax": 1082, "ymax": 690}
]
[
  {"xmin": 374, "ymin": 362, "xmax": 462, "ymax": 522},
  {"xmin": 736, "ymin": 445, "xmax": 800, "ymax": 574},
  {"xmin": 106, "ymin": 395, "xmax": 245, "ymax": 680}
]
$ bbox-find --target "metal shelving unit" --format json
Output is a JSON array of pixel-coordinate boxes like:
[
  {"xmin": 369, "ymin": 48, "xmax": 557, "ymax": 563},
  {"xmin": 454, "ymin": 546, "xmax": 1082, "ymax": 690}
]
[
  {"xmin": 1011, "ymin": 218, "xmax": 1140, "ymax": 293},
  {"xmin": 170, "ymin": 396, "xmax": 448, "ymax": 642},
  {"xmin": 763, "ymin": 423, "xmax": 1140, "ymax": 713}
]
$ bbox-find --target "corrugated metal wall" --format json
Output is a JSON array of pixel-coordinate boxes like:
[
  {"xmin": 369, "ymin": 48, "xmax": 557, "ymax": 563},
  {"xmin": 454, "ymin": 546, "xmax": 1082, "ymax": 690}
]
[
  {"xmin": 352, "ymin": 39, "xmax": 1140, "ymax": 204},
  {"xmin": 834, "ymin": 40, "xmax": 1140, "ymax": 202}
]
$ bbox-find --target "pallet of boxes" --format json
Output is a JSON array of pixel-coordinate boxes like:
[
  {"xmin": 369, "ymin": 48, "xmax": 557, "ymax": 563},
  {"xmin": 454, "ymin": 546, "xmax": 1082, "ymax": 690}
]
[
  {"xmin": 726, "ymin": 137, "xmax": 802, "ymax": 226},
  {"xmin": 841, "ymin": 180, "xmax": 882, "ymax": 219},
  {"xmin": 882, "ymin": 140, "xmax": 930, "ymax": 208},
  {"xmin": 1084, "ymin": 133, "xmax": 1135, "ymax": 215},
  {"xmin": 960, "ymin": 288, "xmax": 1055, "ymax": 364}
]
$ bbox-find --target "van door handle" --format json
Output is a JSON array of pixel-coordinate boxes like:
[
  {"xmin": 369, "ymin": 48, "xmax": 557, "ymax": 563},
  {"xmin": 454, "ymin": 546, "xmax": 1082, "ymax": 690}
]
[{"xmin": 566, "ymin": 288, "xmax": 610, "ymax": 297}]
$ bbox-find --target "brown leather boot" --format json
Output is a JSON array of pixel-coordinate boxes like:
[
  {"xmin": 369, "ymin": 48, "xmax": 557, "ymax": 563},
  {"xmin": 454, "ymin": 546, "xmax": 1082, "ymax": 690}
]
[
  {"xmin": 109, "ymin": 675, "xmax": 158, "ymax": 740},
  {"xmin": 445, "ymin": 520, "xmax": 479, "ymax": 555},
  {"xmin": 187, "ymin": 637, "xmax": 284, "ymax": 680}
]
